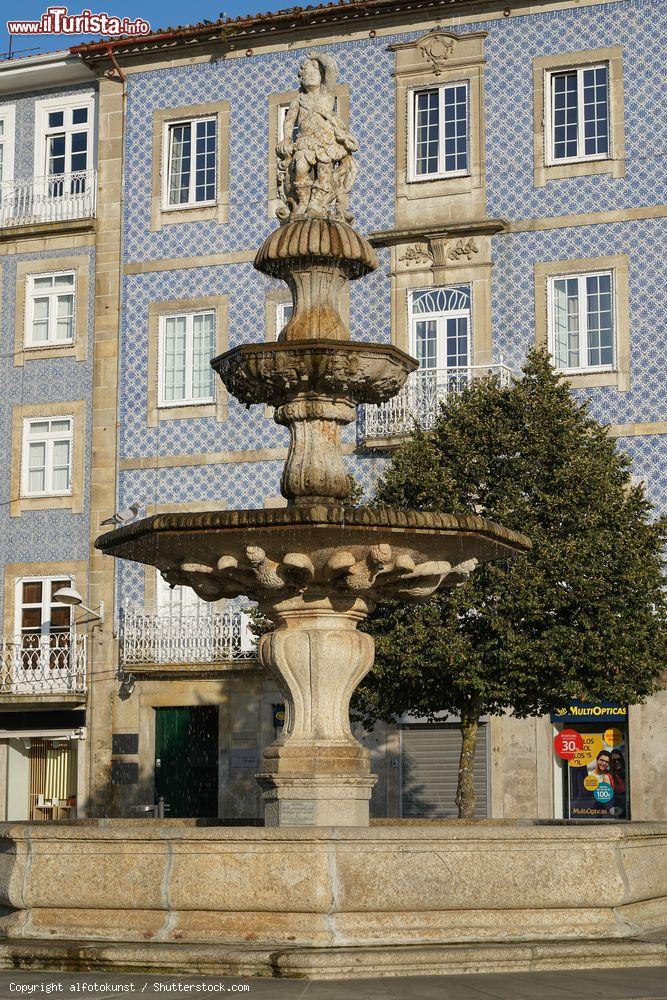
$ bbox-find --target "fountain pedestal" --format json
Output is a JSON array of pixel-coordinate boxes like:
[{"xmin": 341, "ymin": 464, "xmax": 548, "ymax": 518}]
[{"xmin": 256, "ymin": 599, "xmax": 376, "ymax": 826}]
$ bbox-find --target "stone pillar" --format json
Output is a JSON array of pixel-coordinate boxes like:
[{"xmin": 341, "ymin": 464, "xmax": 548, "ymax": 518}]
[{"xmin": 256, "ymin": 598, "xmax": 377, "ymax": 826}]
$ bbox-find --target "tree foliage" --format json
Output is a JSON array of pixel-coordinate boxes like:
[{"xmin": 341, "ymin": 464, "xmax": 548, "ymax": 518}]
[{"xmin": 356, "ymin": 351, "xmax": 667, "ymax": 815}]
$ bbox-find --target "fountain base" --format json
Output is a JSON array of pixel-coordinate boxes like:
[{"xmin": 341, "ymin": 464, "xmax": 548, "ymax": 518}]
[{"xmin": 0, "ymin": 820, "xmax": 664, "ymax": 978}]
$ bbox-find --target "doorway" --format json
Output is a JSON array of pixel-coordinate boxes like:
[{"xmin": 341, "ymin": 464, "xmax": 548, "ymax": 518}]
[{"xmin": 154, "ymin": 706, "xmax": 218, "ymax": 818}]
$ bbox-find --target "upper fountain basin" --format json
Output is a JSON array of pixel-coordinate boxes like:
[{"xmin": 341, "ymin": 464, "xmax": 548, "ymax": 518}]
[
  {"xmin": 95, "ymin": 505, "xmax": 531, "ymax": 607},
  {"xmin": 255, "ymin": 218, "xmax": 378, "ymax": 280}
]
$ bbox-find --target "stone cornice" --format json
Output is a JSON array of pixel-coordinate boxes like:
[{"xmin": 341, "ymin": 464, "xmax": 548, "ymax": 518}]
[{"xmin": 368, "ymin": 219, "xmax": 508, "ymax": 247}]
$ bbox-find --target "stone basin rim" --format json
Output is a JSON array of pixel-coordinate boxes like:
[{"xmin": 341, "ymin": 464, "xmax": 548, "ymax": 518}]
[
  {"xmin": 95, "ymin": 505, "xmax": 532, "ymax": 554},
  {"xmin": 210, "ymin": 338, "xmax": 419, "ymax": 370}
]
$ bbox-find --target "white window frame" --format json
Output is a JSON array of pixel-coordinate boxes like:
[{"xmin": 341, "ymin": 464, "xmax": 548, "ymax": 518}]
[
  {"xmin": 408, "ymin": 285, "xmax": 472, "ymax": 370},
  {"xmin": 14, "ymin": 575, "xmax": 73, "ymax": 643},
  {"xmin": 547, "ymin": 269, "xmax": 616, "ymax": 374},
  {"xmin": 157, "ymin": 309, "xmax": 217, "ymax": 408},
  {"xmin": 407, "ymin": 81, "xmax": 470, "ymax": 183},
  {"xmin": 156, "ymin": 572, "xmax": 212, "ymax": 621},
  {"xmin": 275, "ymin": 300, "xmax": 293, "ymax": 337},
  {"xmin": 161, "ymin": 116, "xmax": 218, "ymax": 211},
  {"xmin": 25, "ymin": 270, "xmax": 76, "ymax": 347},
  {"xmin": 21, "ymin": 416, "xmax": 73, "ymax": 498},
  {"xmin": 544, "ymin": 63, "xmax": 610, "ymax": 166},
  {"xmin": 0, "ymin": 103, "xmax": 16, "ymax": 189},
  {"xmin": 33, "ymin": 93, "xmax": 95, "ymax": 181}
]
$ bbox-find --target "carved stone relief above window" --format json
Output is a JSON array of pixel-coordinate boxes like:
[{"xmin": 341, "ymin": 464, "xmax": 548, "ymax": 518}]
[{"xmin": 390, "ymin": 29, "xmax": 488, "ymax": 229}]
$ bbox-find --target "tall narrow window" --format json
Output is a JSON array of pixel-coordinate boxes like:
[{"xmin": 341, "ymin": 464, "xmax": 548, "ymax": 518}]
[
  {"xmin": 547, "ymin": 65, "xmax": 609, "ymax": 163},
  {"xmin": 26, "ymin": 271, "xmax": 75, "ymax": 346},
  {"xmin": 410, "ymin": 286, "xmax": 471, "ymax": 370},
  {"xmin": 16, "ymin": 577, "xmax": 73, "ymax": 679},
  {"xmin": 165, "ymin": 117, "xmax": 217, "ymax": 207},
  {"xmin": 549, "ymin": 271, "xmax": 615, "ymax": 371},
  {"xmin": 275, "ymin": 301, "xmax": 294, "ymax": 337},
  {"xmin": 37, "ymin": 98, "xmax": 92, "ymax": 196},
  {"xmin": 21, "ymin": 417, "xmax": 73, "ymax": 496},
  {"xmin": 159, "ymin": 310, "xmax": 216, "ymax": 406},
  {"xmin": 0, "ymin": 105, "xmax": 15, "ymax": 188},
  {"xmin": 410, "ymin": 82, "xmax": 468, "ymax": 180}
]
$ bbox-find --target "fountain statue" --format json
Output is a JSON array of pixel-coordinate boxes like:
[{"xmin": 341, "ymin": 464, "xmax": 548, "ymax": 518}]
[{"xmin": 96, "ymin": 51, "xmax": 530, "ymax": 827}]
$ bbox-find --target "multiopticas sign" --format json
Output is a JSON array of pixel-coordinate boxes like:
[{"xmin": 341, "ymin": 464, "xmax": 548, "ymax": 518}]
[
  {"xmin": 7, "ymin": 5, "xmax": 151, "ymax": 35},
  {"xmin": 550, "ymin": 701, "xmax": 628, "ymax": 724}
]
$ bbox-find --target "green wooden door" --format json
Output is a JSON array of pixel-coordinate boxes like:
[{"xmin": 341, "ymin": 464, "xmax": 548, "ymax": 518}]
[{"xmin": 154, "ymin": 706, "xmax": 218, "ymax": 818}]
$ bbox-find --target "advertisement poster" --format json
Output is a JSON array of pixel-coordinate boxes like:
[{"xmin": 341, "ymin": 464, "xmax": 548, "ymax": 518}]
[{"xmin": 563, "ymin": 726, "xmax": 629, "ymax": 820}]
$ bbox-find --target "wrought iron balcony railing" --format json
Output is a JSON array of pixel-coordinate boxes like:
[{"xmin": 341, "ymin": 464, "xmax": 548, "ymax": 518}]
[
  {"xmin": 0, "ymin": 634, "xmax": 87, "ymax": 696},
  {"xmin": 119, "ymin": 608, "xmax": 257, "ymax": 666},
  {"xmin": 361, "ymin": 364, "xmax": 516, "ymax": 442},
  {"xmin": 0, "ymin": 170, "xmax": 97, "ymax": 228}
]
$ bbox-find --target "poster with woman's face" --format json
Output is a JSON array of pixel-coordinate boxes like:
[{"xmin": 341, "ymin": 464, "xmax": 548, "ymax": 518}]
[{"xmin": 567, "ymin": 727, "xmax": 628, "ymax": 819}]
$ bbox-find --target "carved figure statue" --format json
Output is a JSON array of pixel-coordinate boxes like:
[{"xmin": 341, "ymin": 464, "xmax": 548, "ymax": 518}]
[{"xmin": 276, "ymin": 50, "xmax": 358, "ymax": 222}]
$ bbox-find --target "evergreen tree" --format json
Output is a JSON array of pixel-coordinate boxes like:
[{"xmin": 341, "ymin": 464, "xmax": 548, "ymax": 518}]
[{"xmin": 357, "ymin": 351, "xmax": 667, "ymax": 818}]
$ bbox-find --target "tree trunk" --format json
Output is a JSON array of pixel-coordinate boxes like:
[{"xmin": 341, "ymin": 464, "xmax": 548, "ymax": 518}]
[{"xmin": 455, "ymin": 708, "xmax": 480, "ymax": 819}]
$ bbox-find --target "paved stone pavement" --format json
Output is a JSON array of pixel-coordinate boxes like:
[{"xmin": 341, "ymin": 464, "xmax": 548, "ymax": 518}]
[{"xmin": 0, "ymin": 967, "xmax": 665, "ymax": 999}]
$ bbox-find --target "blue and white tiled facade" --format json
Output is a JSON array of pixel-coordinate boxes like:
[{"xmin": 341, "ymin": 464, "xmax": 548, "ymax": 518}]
[
  {"xmin": 116, "ymin": 0, "xmax": 666, "ymax": 610},
  {"xmin": 0, "ymin": 81, "xmax": 96, "ymax": 618}
]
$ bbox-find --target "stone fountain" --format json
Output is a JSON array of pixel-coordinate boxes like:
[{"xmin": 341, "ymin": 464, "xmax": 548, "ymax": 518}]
[
  {"xmin": 0, "ymin": 54, "xmax": 663, "ymax": 980},
  {"xmin": 96, "ymin": 49, "xmax": 529, "ymax": 828}
]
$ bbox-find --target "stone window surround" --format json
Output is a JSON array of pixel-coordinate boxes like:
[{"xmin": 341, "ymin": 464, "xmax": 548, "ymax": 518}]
[
  {"xmin": 10, "ymin": 400, "xmax": 86, "ymax": 517},
  {"xmin": 534, "ymin": 254, "xmax": 630, "ymax": 391},
  {"xmin": 3, "ymin": 559, "xmax": 87, "ymax": 637},
  {"xmin": 267, "ymin": 85, "xmax": 350, "ymax": 220},
  {"xmin": 14, "ymin": 255, "xmax": 90, "ymax": 366},
  {"xmin": 390, "ymin": 236, "xmax": 494, "ymax": 369},
  {"xmin": 391, "ymin": 30, "xmax": 487, "ymax": 224},
  {"xmin": 147, "ymin": 295, "xmax": 228, "ymax": 426},
  {"xmin": 151, "ymin": 101, "xmax": 230, "ymax": 231},
  {"xmin": 533, "ymin": 47, "xmax": 625, "ymax": 188}
]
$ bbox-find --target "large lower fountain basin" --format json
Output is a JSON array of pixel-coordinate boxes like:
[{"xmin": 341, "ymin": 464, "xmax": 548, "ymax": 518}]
[
  {"xmin": 95, "ymin": 504, "xmax": 531, "ymax": 605},
  {"xmin": 0, "ymin": 820, "xmax": 664, "ymax": 978}
]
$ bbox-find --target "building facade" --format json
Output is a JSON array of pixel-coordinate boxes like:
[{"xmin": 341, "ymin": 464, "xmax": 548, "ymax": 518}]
[{"xmin": 0, "ymin": 0, "xmax": 665, "ymax": 822}]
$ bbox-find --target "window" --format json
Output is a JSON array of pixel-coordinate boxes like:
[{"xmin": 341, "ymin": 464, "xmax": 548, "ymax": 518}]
[
  {"xmin": 156, "ymin": 573, "xmax": 212, "ymax": 621},
  {"xmin": 158, "ymin": 310, "xmax": 216, "ymax": 406},
  {"xmin": 16, "ymin": 577, "xmax": 72, "ymax": 651},
  {"xmin": 410, "ymin": 82, "xmax": 468, "ymax": 180},
  {"xmin": 21, "ymin": 417, "xmax": 72, "ymax": 496},
  {"xmin": 36, "ymin": 96, "xmax": 93, "ymax": 193},
  {"xmin": 275, "ymin": 301, "xmax": 293, "ymax": 336},
  {"xmin": 546, "ymin": 64, "xmax": 609, "ymax": 164},
  {"xmin": 548, "ymin": 271, "xmax": 614, "ymax": 371},
  {"xmin": 165, "ymin": 117, "xmax": 217, "ymax": 208},
  {"xmin": 26, "ymin": 271, "xmax": 75, "ymax": 346},
  {"xmin": 0, "ymin": 104, "xmax": 15, "ymax": 188},
  {"xmin": 410, "ymin": 285, "xmax": 471, "ymax": 370}
]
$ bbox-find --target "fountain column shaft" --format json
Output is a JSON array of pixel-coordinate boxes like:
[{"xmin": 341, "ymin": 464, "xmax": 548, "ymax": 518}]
[{"xmin": 256, "ymin": 602, "xmax": 377, "ymax": 826}]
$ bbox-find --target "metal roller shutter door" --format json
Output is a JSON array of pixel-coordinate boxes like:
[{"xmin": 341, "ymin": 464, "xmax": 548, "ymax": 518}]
[{"xmin": 400, "ymin": 724, "xmax": 488, "ymax": 818}]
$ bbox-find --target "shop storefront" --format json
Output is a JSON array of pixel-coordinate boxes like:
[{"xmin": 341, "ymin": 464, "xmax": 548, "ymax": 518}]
[
  {"xmin": 551, "ymin": 702, "xmax": 629, "ymax": 820},
  {"xmin": 0, "ymin": 710, "xmax": 86, "ymax": 821}
]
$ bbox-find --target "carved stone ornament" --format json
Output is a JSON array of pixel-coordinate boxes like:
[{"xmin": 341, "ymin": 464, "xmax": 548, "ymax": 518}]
[
  {"xmin": 276, "ymin": 50, "xmax": 359, "ymax": 223},
  {"xmin": 447, "ymin": 238, "xmax": 479, "ymax": 261},
  {"xmin": 419, "ymin": 32, "xmax": 457, "ymax": 75},
  {"xmin": 398, "ymin": 245, "xmax": 434, "ymax": 267}
]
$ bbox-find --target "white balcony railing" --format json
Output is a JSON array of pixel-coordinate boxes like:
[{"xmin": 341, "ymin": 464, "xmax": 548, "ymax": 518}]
[
  {"xmin": 0, "ymin": 634, "xmax": 87, "ymax": 696},
  {"xmin": 361, "ymin": 364, "xmax": 516, "ymax": 441},
  {"xmin": 0, "ymin": 170, "xmax": 97, "ymax": 228},
  {"xmin": 120, "ymin": 608, "xmax": 257, "ymax": 666}
]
